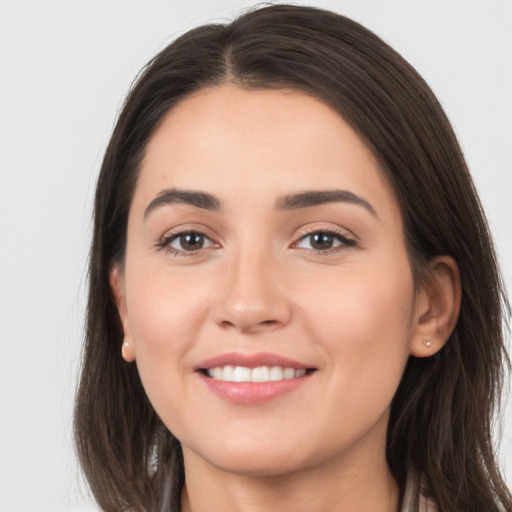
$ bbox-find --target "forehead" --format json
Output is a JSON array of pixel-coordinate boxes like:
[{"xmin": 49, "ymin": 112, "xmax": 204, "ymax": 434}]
[{"xmin": 134, "ymin": 85, "xmax": 398, "ymax": 220}]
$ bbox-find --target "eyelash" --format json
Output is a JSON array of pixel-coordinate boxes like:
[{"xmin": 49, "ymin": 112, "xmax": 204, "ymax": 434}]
[{"xmin": 156, "ymin": 228, "xmax": 357, "ymax": 257}]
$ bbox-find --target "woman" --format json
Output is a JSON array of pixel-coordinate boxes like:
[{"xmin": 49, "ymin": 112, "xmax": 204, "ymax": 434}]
[{"xmin": 74, "ymin": 4, "xmax": 511, "ymax": 511}]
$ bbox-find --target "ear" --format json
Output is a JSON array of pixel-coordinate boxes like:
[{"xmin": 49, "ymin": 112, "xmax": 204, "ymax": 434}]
[
  {"xmin": 410, "ymin": 256, "xmax": 461, "ymax": 357},
  {"xmin": 110, "ymin": 265, "xmax": 136, "ymax": 363}
]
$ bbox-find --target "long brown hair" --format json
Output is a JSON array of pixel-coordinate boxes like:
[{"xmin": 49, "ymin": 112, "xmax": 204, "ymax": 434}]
[{"xmin": 74, "ymin": 5, "xmax": 511, "ymax": 511}]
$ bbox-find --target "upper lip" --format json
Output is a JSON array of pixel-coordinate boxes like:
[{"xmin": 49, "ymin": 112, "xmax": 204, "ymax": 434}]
[{"xmin": 196, "ymin": 351, "xmax": 313, "ymax": 370}]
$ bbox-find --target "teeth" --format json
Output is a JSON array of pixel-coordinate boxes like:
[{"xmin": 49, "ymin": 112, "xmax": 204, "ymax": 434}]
[
  {"xmin": 251, "ymin": 366, "xmax": 269, "ymax": 382},
  {"xmin": 223, "ymin": 365, "xmax": 234, "ymax": 381},
  {"xmin": 205, "ymin": 366, "xmax": 308, "ymax": 382},
  {"xmin": 283, "ymin": 368, "xmax": 295, "ymax": 379},
  {"xmin": 233, "ymin": 366, "xmax": 251, "ymax": 382},
  {"xmin": 269, "ymin": 366, "xmax": 283, "ymax": 381}
]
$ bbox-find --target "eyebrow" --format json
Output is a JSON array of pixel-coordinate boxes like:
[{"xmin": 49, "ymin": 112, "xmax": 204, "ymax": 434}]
[
  {"xmin": 143, "ymin": 187, "xmax": 377, "ymax": 219},
  {"xmin": 144, "ymin": 188, "xmax": 222, "ymax": 218},
  {"xmin": 275, "ymin": 190, "xmax": 377, "ymax": 217}
]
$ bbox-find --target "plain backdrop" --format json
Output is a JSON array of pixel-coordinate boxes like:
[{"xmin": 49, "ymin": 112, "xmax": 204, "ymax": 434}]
[{"xmin": 1, "ymin": 1, "xmax": 511, "ymax": 510}]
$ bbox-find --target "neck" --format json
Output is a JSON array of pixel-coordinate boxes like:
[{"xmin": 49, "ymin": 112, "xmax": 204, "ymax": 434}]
[{"xmin": 180, "ymin": 421, "xmax": 400, "ymax": 512}]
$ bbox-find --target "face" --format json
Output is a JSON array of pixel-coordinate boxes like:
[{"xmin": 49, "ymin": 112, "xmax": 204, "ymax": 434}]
[{"xmin": 114, "ymin": 85, "xmax": 422, "ymax": 477}]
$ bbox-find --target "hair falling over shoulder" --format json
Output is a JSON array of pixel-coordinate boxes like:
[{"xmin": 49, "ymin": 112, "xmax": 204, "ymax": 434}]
[{"xmin": 74, "ymin": 4, "xmax": 511, "ymax": 511}]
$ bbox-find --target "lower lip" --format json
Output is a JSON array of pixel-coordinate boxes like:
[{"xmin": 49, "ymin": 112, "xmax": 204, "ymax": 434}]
[{"xmin": 199, "ymin": 373, "xmax": 312, "ymax": 404}]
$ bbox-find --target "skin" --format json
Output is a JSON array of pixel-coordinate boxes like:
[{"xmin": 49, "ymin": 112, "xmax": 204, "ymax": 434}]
[{"xmin": 112, "ymin": 85, "xmax": 460, "ymax": 512}]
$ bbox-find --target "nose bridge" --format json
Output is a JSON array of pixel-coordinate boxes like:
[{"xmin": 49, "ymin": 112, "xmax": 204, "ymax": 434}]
[{"xmin": 214, "ymin": 241, "xmax": 291, "ymax": 332}]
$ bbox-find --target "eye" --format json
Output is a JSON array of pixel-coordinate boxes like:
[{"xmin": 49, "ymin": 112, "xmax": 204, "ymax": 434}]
[
  {"xmin": 170, "ymin": 232, "xmax": 208, "ymax": 251},
  {"xmin": 157, "ymin": 230, "xmax": 216, "ymax": 256},
  {"xmin": 294, "ymin": 230, "xmax": 356, "ymax": 252}
]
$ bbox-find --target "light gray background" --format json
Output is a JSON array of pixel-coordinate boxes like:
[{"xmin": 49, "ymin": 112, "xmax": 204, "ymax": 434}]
[{"xmin": 1, "ymin": 1, "xmax": 511, "ymax": 510}]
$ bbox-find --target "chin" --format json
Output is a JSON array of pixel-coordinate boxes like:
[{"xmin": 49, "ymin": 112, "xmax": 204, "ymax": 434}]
[
  {"xmin": 206, "ymin": 435, "xmax": 327, "ymax": 478},
  {"xmin": 210, "ymin": 451, "xmax": 309, "ymax": 478}
]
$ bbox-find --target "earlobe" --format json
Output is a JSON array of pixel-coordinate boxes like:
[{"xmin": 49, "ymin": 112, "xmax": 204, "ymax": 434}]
[
  {"xmin": 110, "ymin": 265, "xmax": 136, "ymax": 363},
  {"xmin": 410, "ymin": 256, "xmax": 461, "ymax": 358},
  {"xmin": 121, "ymin": 340, "xmax": 135, "ymax": 363}
]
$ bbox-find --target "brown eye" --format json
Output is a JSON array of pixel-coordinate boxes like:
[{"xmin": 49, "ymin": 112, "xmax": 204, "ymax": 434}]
[
  {"xmin": 295, "ymin": 230, "xmax": 355, "ymax": 252},
  {"xmin": 309, "ymin": 233, "xmax": 335, "ymax": 250},
  {"xmin": 170, "ymin": 232, "xmax": 207, "ymax": 251}
]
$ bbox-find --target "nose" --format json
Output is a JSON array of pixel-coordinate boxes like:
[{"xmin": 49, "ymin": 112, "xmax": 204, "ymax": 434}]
[{"xmin": 213, "ymin": 249, "xmax": 292, "ymax": 333}]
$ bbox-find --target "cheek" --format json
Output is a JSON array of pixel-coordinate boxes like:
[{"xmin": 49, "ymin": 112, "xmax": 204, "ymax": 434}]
[
  {"xmin": 126, "ymin": 257, "xmax": 213, "ymax": 339},
  {"xmin": 123, "ymin": 263, "xmax": 213, "ymax": 402},
  {"xmin": 299, "ymin": 260, "xmax": 415, "ymax": 406},
  {"xmin": 301, "ymin": 258, "xmax": 415, "ymax": 331}
]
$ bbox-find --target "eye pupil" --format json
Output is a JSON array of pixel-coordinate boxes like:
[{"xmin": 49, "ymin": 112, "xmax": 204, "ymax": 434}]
[
  {"xmin": 310, "ymin": 233, "xmax": 334, "ymax": 250},
  {"xmin": 180, "ymin": 233, "xmax": 204, "ymax": 250}
]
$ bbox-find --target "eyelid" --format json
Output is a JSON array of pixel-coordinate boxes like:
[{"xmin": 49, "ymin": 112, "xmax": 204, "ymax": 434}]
[
  {"xmin": 293, "ymin": 222, "xmax": 357, "ymax": 241},
  {"xmin": 157, "ymin": 223, "xmax": 220, "ymax": 242}
]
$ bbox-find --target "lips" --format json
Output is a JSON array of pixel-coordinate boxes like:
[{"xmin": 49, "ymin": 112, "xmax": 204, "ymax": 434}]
[
  {"xmin": 197, "ymin": 351, "xmax": 311, "ymax": 370},
  {"xmin": 196, "ymin": 352, "xmax": 316, "ymax": 404}
]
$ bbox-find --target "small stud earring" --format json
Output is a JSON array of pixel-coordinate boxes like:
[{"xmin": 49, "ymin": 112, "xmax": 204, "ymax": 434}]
[
  {"xmin": 423, "ymin": 339, "xmax": 432, "ymax": 347},
  {"xmin": 121, "ymin": 341, "xmax": 133, "ymax": 361}
]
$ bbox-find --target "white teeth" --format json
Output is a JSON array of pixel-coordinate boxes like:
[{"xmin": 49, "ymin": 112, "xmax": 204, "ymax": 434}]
[
  {"xmin": 205, "ymin": 365, "xmax": 309, "ymax": 382},
  {"xmin": 251, "ymin": 366, "xmax": 270, "ymax": 382},
  {"xmin": 283, "ymin": 367, "xmax": 295, "ymax": 379},
  {"xmin": 233, "ymin": 366, "xmax": 251, "ymax": 382},
  {"xmin": 222, "ymin": 365, "xmax": 234, "ymax": 382},
  {"xmin": 269, "ymin": 366, "xmax": 284, "ymax": 381}
]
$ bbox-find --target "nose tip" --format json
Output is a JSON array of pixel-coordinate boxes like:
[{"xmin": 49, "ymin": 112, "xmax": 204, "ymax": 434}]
[
  {"xmin": 213, "ymin": 256, "xmax": 292, "ymax": 333},
  {"xmin": 217, "ymin": 304, "xmax": 283, "ymax": 333}
]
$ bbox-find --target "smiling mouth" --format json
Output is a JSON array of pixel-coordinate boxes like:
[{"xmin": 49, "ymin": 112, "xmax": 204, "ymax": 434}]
[{"xmin": 201, "ymin": 366, "xmax": 316, "ymax": 383}]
